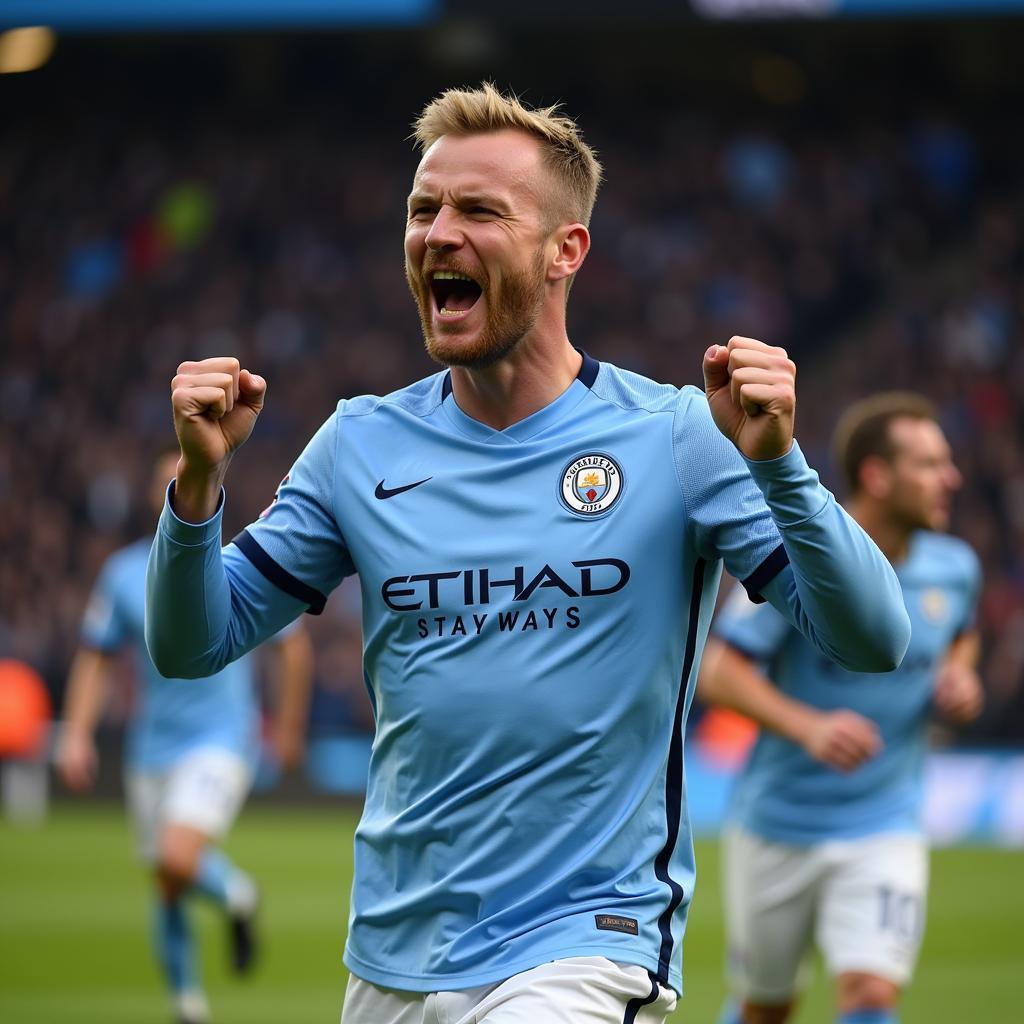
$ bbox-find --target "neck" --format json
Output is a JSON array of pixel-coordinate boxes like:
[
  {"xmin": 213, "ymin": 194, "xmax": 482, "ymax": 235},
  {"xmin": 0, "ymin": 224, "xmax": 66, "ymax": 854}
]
[
  {"xmin": 448, "ymin": 327, "xmax": 582, "ymax": 431},
  {"xmin": 847, "ymin": 496, "xmax": 911, "ymax": 564}
]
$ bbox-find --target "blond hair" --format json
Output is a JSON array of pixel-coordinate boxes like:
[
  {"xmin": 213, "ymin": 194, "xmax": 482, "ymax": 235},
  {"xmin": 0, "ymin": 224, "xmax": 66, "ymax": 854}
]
[
  {"xmin": 412, "ymin": 82, "xmax": 603, "ymax": 227},
  {"xmin": 833, "ymin": 391, "xmax": 938, "ymax": 494}
]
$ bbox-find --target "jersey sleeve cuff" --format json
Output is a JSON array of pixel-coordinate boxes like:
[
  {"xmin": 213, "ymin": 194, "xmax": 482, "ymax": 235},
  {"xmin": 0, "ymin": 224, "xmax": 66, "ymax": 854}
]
[
  {"xmin": 740, "ymin": 543, "xmax": 790, "ymax": 603},
  {"xmin": 743, "ymin": 440, "xmax": 830, "ymax": 527},
  {"xmin": 158, "ymin": 480, "xmax": 225, "ymax": 547}
]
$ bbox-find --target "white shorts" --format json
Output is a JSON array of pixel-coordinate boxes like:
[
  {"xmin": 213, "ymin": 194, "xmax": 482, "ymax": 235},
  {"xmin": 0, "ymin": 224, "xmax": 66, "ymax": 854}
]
[
  {"xmin": 341, "ymin": 956, "xmax": 677, "ymax": 1024},
  {"xmin": 722, "ymin": 826, "xmax": 929, "ymax": 1003},
  {"xmin": 126, "ymin": 747, "xmax": 253, "ymax": 862}
]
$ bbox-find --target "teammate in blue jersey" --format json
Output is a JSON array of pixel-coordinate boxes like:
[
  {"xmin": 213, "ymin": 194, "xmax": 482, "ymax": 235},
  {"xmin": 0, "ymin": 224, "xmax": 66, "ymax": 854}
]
[
  {"xmin": 58, "ymin": 450, "xmax": 314, "ymax": 1024},
  {"xmin": 699, "ymin": 392, "xmax": 983, "ymax": 1024},
  {"xmin": 145, "ymin": 84, "xmax": 910, "ymax": 1023}
]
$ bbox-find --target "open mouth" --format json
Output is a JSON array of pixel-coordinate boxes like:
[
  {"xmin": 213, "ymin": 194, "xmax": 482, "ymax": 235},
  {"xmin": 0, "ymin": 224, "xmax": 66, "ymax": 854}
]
[{"xmin": 429, "ymin": 270, "xmax": 483, "ymax": 318}]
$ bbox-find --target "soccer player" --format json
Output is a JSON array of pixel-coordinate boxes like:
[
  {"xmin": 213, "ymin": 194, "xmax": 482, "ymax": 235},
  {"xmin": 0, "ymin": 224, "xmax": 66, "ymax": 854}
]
[
  {"xmin": 699, "ymin": 392, "xmax": 983, "ymax": 1024},
  {"xmin": 145, "ymin": 85, "xmax": 911, "ymax": 1023},
  {"xmin": 58, "ymin": 450, "xmax": 314, "ymax": 1024}
]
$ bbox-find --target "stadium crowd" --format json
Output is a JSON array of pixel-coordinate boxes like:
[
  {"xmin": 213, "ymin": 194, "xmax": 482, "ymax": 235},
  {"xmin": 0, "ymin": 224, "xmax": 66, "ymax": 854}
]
[{"xmin": 2, "ymin": 98, "xmax": 1022, "ymax": 744}]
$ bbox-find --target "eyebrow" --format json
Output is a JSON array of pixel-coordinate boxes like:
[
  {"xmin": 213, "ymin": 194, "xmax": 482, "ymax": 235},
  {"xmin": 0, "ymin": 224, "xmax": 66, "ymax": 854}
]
[{"xmin": 407, "ymin": 187, "xmax": 515, "ymax": 212}]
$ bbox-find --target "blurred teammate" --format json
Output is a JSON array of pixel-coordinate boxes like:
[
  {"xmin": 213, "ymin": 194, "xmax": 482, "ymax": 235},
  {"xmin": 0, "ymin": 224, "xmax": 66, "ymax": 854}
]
[
  {"xmin": 58, "ymin": 450, "xmax": 314, "ymax": 1024},
  {"xmin": 145, "ymin": 85, "xmax": 910, "ymax": 1023},
  {"xmin": 699, "ymin": 392, "xmax": 983, "ymax": 1024}
]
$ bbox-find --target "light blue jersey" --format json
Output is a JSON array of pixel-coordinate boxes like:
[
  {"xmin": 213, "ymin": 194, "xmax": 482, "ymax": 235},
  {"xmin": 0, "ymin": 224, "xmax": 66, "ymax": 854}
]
[
  {"xmin": 146, "ymin": 354, "xmax": 909, "ymax": 994},
  {"xmin": 716, "ymin": 531, "xmax": 981, "ymax": 845},
  {"xmin": 83, "ymin": 538, "xmax": 261, "ymax": 771}
]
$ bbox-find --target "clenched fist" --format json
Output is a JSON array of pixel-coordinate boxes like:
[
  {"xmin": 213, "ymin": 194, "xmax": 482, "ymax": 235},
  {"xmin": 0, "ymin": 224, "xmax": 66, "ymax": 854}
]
[
  {"xmin": 703, "ymin": 336, "xmax": 796, "ymax": 462},
  {"xmin": 803, "ymin": 708, "xmax": 882, "ymax": 773},
  {"xmin": 169, "ymin": 357, "xmax": 266, "ymax": 523}
]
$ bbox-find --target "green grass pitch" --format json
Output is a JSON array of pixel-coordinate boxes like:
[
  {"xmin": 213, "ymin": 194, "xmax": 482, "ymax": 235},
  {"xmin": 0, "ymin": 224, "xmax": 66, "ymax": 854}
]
[{"xmin": 1, "ymin": 803, "xmax": 1021, "ymax": 1022}]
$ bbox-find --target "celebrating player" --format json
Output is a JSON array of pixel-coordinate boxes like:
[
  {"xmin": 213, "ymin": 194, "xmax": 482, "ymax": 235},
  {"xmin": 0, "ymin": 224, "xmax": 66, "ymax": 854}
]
[
  {"xmin": 145, "ymin": 85, "xmax": 910, "ymax": 1023},
  {"xmin": 59, "ymin": 450, "xmax": 314, "ymax": 1024},
  {"xmin": 699, "ymin": 392, "xmax": 983, "ymax": 1024}
]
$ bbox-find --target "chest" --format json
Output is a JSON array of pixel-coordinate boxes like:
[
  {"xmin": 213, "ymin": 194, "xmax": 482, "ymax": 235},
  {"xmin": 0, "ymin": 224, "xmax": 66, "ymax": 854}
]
[{"xmin": 335, "ymin": 419, "xmax": 687, "ymax": 623}]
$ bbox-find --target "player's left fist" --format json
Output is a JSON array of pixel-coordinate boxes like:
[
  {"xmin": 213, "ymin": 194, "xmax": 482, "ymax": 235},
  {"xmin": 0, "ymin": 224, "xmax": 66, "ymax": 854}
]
[
  {"xmin": 933, "ymin": 662, "xmax": 984, "ymax": 725},
  {"xmin": 702, "ymin": 336, "xmax": 796, "ymax": 462}
]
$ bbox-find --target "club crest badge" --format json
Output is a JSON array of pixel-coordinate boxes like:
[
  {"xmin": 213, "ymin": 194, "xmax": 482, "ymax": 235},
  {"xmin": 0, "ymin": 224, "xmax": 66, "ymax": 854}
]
[
  {"xmin": 559, "ymin": 452, "xmax": 624, "ymax": 517},
  {"xmin": 921, "ymin": 587, "xmax": 948, "ymax": 624}
]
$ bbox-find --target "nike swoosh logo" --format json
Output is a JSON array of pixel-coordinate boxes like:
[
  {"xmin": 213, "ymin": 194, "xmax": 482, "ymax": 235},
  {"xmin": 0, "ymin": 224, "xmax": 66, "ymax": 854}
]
[{"xmin": 374, "ymin": 477, "xmax": 432, "ymax": 500}]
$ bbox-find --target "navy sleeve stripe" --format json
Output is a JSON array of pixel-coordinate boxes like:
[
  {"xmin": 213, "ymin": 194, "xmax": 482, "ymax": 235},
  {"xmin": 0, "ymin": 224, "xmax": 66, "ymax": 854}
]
[
  {"xmin": 232, "ymin": 529, "xmax": 327, "ymax": 615},
  {"xmin": 741, "ymin": 543, "xmax": 789, "ymax": 604}
]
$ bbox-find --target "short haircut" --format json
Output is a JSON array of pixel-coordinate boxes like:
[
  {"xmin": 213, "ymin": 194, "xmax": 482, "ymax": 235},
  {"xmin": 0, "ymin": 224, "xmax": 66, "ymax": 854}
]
[
  {"xmin": 412, "ymin": 82, "xmax": 603, "ymax": 227},
  {"xmin": 833, "ymin": 391, "xmax": 938, "ymax": 494}
]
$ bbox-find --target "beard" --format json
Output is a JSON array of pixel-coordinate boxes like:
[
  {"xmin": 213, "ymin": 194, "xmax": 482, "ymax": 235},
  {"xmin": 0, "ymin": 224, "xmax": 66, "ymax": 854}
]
[{"xmin": 406, "ymin": 248, "xmax": 547, "ymax": 370}]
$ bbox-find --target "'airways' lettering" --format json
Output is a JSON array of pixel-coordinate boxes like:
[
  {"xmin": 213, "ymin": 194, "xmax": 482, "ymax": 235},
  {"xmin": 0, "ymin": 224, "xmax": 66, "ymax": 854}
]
[{"xmin": 382, "ymin": 558, "xmax": 630, "ymax": 611}]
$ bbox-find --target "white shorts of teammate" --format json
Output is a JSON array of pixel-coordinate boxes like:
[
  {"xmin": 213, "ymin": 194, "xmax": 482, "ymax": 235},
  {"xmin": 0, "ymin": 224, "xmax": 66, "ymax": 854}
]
[
  {"xmin": 722, "ymin": 825, "xmax": 929, "ymax": 1004},
  {"xmin": 341, "ymin": 956, "xmax": 677, "ymax": 1024},
  {"xmin": 126, "ymin": 747, "xmax": 254, "ymax": 862}
]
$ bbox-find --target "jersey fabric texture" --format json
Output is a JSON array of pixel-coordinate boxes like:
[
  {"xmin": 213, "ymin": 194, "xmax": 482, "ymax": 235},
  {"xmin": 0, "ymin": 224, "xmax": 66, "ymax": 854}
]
[
  {"xmin": 146, "ymin": 353, "xmax": 909, "ymax": 996},
  {"xmin": 716, "ymin": 531, "xmax": 981, "ymax": 845},
  {"xmin": 83, "ymin": 538, "xmax": 261, "ymax": 771}
]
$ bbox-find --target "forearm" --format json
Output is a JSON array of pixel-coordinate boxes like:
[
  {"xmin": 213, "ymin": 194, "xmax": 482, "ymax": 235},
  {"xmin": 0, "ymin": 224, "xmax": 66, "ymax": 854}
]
[
  {"xmin": 62, "ymin": 650, "xmax": 112, "ymax": 738},
  {"xmin": 145, "ymin": 487, "xmax": 234, "ymax": 678},
  {"xmin": 274, "ymin": 631, "xmax": 314, "ymax": 735},
  {"xmin": 699, "ymin": 641, "xmax": 817, "ymax": 745},
  {"xmin": 944, "ymin": 630, "xmax": 981, "ymax": 670},
  {"xmin": 172, "ymin": 461, "xmax": 230, "ymax": 524},
  {"xmin": 146, "ymin": 485, "xmax": 308, "ymax": 679},
  {"xmin": 749, "ymin": 444, "xmax": 910, "ymax": 672}
]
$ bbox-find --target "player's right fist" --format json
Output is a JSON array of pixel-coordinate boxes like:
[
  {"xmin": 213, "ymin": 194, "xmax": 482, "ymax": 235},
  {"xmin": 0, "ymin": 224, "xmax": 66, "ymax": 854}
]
[{"xmin": 171, "ymin": 357, "xmax": 266, "ymax": 471}]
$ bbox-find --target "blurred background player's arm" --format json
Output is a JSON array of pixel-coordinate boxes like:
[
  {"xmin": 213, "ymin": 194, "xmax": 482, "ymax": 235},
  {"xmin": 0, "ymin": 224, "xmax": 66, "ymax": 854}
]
[
  {"xmin": 265, "ymin": 625, "xmax": 314, "ymax": 773},
  {"xmin": 698, "ymin": 636, "xmax": 881, "ymax": 773},
  {"xmin": 57, "ymin": 647, "xmax": 116, "ymax": 792},
  {"xmin": 933, "ymin": 629, "xmax": 983, "ymax": 725}
]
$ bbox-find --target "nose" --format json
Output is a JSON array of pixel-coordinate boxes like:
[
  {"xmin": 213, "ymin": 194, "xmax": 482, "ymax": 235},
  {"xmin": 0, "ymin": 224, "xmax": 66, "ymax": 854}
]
[
  {"xmin": 424, "ymin": 204, "xmax": 462, "ymax": 252},
  {"xmin": 946, "ymin": 461, "xmax": 963, "ymax": 492}
]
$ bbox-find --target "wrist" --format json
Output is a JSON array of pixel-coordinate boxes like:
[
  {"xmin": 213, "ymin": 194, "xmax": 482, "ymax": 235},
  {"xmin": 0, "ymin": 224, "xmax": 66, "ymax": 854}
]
[
  {"xmin": 173, "ymin": 461, "xmax": 228, "ymax": 524},
  {"xmin": 785, "ymin": 703, "xmax": 822, "ymax": 747}
]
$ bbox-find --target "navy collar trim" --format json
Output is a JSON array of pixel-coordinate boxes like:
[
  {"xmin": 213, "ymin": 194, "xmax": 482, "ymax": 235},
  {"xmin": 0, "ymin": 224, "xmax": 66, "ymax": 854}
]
[{"xmin": 439, "ymin": 348, "xmax": 598, "ymax": 402}]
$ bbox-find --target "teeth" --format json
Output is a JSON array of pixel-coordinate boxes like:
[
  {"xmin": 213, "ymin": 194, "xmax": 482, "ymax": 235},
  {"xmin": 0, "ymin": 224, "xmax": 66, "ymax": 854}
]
[{"xmin": 432, "ymin": 271, "xmax": 475, "ymax": 283}]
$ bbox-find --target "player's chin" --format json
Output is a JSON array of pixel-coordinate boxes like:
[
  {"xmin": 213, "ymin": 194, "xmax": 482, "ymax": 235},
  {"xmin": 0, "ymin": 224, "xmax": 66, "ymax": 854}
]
[{"xmin": 424, "ymin": 328, "xmax": 485, "ymax": 367}]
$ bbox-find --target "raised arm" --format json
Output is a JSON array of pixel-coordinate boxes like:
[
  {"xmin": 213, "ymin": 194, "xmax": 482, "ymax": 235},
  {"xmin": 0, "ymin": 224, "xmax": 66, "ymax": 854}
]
[
  {"xmin": 147, "ymin": 360, "xmax": 350, "ymax": 680},
  {"xmin": 697, "ymin": 637, "xmax": 882, "ymax": 773},
  {"xmin": 701, "ymin": 337, "xmax": 910, "ymax": 672},
  {"xmin": 146, "ymin": 356, "xmax": 287, "ymax": 679}
]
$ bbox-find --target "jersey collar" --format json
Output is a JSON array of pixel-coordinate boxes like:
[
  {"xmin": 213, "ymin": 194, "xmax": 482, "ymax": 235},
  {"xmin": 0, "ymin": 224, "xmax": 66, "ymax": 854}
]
[{"xmin": 440, "ymin": 349, "xmax": 600, "ymax": 445}]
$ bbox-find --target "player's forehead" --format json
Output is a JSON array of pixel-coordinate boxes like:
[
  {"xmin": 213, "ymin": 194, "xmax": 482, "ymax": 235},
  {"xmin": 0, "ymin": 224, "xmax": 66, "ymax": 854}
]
[
  {"xmin": 410, "ymin": 129, "xmax": 545, "ymax": 203},
  {"xmin": 889, "ymin": 416, "xmax": 949, "ymax": 459}
]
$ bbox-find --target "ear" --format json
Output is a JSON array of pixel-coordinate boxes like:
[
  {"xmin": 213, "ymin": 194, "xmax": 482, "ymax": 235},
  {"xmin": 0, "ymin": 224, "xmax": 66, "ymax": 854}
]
[
  {"xmin": 547, "ymin": 223, "xmax": 590, "ymax": 283},
  {"xmin": 858, "ymin": 455, "xmax": 893, "ymax": 500}
]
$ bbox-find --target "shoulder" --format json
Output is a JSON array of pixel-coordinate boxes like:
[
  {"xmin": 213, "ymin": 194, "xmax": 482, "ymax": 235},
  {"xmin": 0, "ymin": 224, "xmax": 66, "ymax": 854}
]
[
  {"xmin": 590, "ymin": 362, "xmax": 695, "ymax": 417},
  {"xmin": 103, "ymin": 539, "xmax": 150, "ymax": 583},
  {"xmin": 334, "ymin": 371, "xmax": 449, "ymax": 422},
  {"xmin": 909, "ymin": 532, "xmax": 981, "ymax": 588}
]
